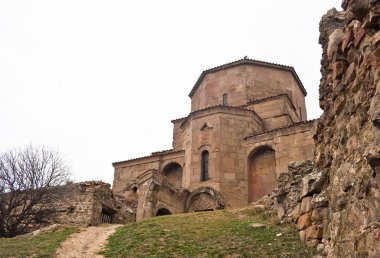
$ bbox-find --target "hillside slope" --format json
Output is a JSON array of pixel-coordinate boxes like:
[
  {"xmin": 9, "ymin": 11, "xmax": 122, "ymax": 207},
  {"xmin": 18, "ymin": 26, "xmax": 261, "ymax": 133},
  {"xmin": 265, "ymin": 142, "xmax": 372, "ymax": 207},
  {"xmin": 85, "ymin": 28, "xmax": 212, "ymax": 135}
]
[{"xmin": 101, "ymin": 206, "xmax": 316, "ymax": 257}]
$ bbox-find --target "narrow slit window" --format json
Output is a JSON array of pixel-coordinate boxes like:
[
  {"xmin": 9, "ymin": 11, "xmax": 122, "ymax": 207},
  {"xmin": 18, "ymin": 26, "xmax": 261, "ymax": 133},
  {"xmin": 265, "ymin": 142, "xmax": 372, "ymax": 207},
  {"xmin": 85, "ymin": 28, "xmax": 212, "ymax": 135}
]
[
  {"xmin": 201, "ymin": 150, "xmax": 209, "ymax": 181},
  {"xmin": 223, "ymin": 94, "xmax": 228, "ymax": 106}
]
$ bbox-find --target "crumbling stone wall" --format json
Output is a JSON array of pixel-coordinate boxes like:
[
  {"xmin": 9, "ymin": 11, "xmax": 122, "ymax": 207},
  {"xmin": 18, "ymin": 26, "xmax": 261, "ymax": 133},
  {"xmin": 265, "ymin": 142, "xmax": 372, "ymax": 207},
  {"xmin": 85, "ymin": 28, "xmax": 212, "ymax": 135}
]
[
  {"xmin": 261, "ymin": 160, "xmax": 329, "ymax": 249},
  {"xmin": 315, "ymin": 1, "xmax": 380, "ymax": 256},
  {"xmin": 263, "ymin": 2, "xmax": 380, "ymax": 256},
  {"xmin": 51, "ymin": 181, "xmax": 134, "ymax": 226}
]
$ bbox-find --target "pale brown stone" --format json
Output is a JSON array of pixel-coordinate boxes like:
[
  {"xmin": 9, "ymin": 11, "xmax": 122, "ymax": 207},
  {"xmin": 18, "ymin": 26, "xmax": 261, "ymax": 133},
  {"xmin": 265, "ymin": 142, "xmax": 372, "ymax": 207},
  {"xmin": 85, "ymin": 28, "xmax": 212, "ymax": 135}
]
[
  {"xmin": 306, "ymin": 225, "xmax": 323, "ymax": 240},
  {"xmin": 332, "ymin": 61, "xmax": 346, "ymax": 80},
  {"xmin": 299, "ymin": 230, "xmax": 307, "ymax": 242},
  {"xmin": 297, "ymin": 213, "xmax": 312, "ymax": 230},
  {"xmin": 293, "ymin": 204, "xmax": 301, "ymax": 222},
  {"xmin": 311, "ymin": 208, "xmax": 329, "ymax": 222},
  {"xmin": 343, "ymin": 63, "xmax": 356, "ymax": 84},
  {"xmin": 306, "ymin": 239, "xmax": 320, "ymax": 248},
  {"xmin": 277, "ymin": 205, "xmax": 285, "ymax": 220},
  {"xmin": 300, "ymin": 197, "xmax": 313, "ymax": 215}
]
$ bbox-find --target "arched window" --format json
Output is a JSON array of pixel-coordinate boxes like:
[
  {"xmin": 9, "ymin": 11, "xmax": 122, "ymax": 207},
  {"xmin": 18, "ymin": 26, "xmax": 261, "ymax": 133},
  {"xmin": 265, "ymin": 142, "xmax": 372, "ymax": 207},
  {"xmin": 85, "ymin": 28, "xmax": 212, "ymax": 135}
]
[
  {"xmin": 201, "ymin": 150, "xmax": 209, "ymax": 181},
  {"xmin": 223, "ymin": 93, "xmax": 228, "ymax": 106},
  {"xmin": 162, "ymin": 162, "xmax": 182, "ymax": 187}
]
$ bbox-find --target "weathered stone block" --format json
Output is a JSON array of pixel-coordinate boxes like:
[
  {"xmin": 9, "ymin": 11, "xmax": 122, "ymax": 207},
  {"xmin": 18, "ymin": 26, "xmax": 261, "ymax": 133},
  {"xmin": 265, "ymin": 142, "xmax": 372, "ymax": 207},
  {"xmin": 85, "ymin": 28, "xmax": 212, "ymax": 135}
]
[
  {"xmin": 306, "ymin": 225, "xmax": 323, "ymax": 240},
  {"xmin": 301, "ymin": 171, "xmax": 328, "ymax": 198},
  {"xmin": 300, "ymin": 196, "xmax": 313, "ymax": 214},
  {"xmin": 343, "ymin": 63, "xmax": 356, "ymax": 84},
  {"xmin": 354, "ymin": 28, "xmax": 366, "ymax": 47},
  {"xmin": 277, "ymin": 205, "xmax": 285, "ymax": 220},
  {"xmin": 299, "ymin": 230, "xmax": 306, "ymax": 242},
  {"xmin": 306, "ymin": 239, "xmax": 320, "ymax": 248},
  {"xmin": 311, "ymin": 207, "xmax": 329, "ymax": 222},
  {"xmin": 341, "ymin": 29, "xmax": 354, "ymax": 52},
  {"xmin": 327, "ymin": 29, "xmax": 344, "ymax": 60},
  {"xmin": 297, "ymin": 212, "xmax": 312, "ymax": 230},
  {"xmin": 293, "ymin": 204, "xmax": 301, "ymax": 222},
  {"xmin": 311, "ymin": 191, "xmax": 329, "ymax": 208},
  {"xmin": 332, "ymin": 61, "xmax": 347, "ymax": 80}
]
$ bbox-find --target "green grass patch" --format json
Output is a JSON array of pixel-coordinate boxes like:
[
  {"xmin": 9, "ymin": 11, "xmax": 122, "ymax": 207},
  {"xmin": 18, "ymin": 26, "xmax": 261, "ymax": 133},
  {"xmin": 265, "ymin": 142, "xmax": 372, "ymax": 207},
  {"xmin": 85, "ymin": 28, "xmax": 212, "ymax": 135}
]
[
  {"xmin": 102, "ymin": 207, "xmax": 316, "ymax": 257},
  {"xmin": 0, "ymin": 226, "xmax": 78, "ymax": 258}
]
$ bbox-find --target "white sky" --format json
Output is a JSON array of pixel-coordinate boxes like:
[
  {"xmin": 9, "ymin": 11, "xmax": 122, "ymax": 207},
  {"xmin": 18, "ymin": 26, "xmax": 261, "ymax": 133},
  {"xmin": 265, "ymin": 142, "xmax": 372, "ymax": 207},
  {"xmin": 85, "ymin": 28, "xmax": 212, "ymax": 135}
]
[{"xmin": 0, "ymin": 1, "xmax": 342, "ymax": 184}]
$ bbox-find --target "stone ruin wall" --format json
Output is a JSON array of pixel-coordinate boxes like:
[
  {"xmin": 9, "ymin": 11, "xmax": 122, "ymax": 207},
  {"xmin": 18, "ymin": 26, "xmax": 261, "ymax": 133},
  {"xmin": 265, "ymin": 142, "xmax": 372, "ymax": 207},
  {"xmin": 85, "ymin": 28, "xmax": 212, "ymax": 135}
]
[
  {"xmin": 51, "ymin": 181, "xmax": 135, "ymax": 226},
  {"xmin": 316, "ymin": 1, "xmax": 380, "ymax": 256},
  {"xmin": 264, "ymin": 1, "xmax": 380, "ymax": 257}
]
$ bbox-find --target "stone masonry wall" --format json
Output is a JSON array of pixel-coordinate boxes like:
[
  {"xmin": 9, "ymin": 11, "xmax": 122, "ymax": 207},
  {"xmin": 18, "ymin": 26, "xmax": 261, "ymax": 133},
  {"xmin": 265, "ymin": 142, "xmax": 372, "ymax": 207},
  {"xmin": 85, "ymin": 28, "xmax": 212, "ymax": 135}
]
[
  {"xmin": 190, "ymin": 65, "xmax": 307, "ymax": 118},
  {"xmin": 261, "ymin": 3, "xmax": 380, "ymax": 256},
  {"xmin": 264, "ymin": 3, "xmax": 380, "ymax": 257},
  {"xmin": 315, "ymin": 1, "xmax": 380, "ymax": 256},
  {"xmin": 246, "ymin": 121, "xmax": 316, "ymax": 174},
  {"xmin": 264, "ymin": 160, "xmax": 329, "ymax": 249},
  {"xmin": 51, "ymin": 181, "xmax": 133, "ymax": 226}
]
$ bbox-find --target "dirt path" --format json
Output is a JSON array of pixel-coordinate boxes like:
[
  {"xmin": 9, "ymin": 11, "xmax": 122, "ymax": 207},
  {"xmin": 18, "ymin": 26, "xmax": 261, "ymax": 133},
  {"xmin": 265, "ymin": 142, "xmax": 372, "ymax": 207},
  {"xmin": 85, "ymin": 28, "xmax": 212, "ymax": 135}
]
[{"xmin": 55, "ymin": 224, "xmax": 121, "ymax": 258}]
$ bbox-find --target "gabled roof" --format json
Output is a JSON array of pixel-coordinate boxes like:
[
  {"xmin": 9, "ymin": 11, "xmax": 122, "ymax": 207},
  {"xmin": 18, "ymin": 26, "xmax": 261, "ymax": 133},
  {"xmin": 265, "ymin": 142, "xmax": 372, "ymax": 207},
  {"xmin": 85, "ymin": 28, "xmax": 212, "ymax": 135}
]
[{"xmin": 188, "ymin": 58, "xmax": 307, "ymax": 97}]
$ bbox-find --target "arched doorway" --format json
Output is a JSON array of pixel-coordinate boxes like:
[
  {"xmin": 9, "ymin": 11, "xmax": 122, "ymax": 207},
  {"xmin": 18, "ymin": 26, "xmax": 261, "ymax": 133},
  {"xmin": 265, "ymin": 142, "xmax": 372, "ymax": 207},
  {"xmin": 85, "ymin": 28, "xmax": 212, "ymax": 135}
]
[
  {"xmin": 162, "ymin": 162, "xmax": 183, "ymax": 187},
  {"xmin": 248, "ymin": 146, "xmax": 277, "ymax": 203},
  {"xmin": 156, "ymin": 208, "xmax": 172, "ymax": 216},
  {"xmin": 188, "ymin": 193, "xmax": 216, "ymax": 212},
  {"xmin": 186, "ymin": 187, "xmax": 225, "ymax": 212}
]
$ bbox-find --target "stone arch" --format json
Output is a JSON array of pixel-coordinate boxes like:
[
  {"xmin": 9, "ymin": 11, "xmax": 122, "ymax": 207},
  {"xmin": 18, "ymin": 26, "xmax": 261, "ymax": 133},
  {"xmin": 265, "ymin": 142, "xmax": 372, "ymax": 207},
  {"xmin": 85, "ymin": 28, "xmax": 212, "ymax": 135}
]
[
  {"xmin": 156, "ymin": 208, "xmax": 172, "ymax": 216},
  {"xmin": 186, "ymin": 187, "xmax": 225, "ymax": 212},
  {"xmin": 161, "ymin": 162, "xmax": 183, "ymax": 187},
  {"xmin": 248, "ymin": 146, "xmax": 277, "ymax": 203},
  {"xmin": 127, "ymin": 182, "xmax": 139, "ymax": 192},
  {"xmin": 124, "ymin": 182, "xmax": 139, "ymax": 204}
]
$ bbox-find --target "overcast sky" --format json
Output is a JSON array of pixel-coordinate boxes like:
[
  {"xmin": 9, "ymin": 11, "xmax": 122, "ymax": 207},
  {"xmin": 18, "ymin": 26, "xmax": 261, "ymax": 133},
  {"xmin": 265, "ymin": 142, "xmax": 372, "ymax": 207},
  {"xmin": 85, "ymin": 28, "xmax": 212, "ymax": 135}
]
[{"xmin": 0, "ymin": 1, "xmax": 342, "ymax": 184}]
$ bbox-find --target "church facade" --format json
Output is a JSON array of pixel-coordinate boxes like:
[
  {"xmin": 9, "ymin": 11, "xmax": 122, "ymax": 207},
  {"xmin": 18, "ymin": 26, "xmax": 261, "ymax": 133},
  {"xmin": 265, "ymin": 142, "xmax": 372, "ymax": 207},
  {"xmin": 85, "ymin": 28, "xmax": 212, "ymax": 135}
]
[{"xmin": 112, "ymin": 58, "xmax": 316, "ymax": 221}]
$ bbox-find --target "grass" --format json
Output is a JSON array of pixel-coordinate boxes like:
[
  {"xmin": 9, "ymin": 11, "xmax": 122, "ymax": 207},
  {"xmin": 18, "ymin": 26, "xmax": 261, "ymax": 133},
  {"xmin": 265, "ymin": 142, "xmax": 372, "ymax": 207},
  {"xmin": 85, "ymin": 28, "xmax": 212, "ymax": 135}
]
[
  {"xmin": 101, "ymin": 207, "xmax": 316, "ymax": 258},
  {"xmin": 0, "ymin": 226, "xmax": 78, "ymax": 258}
]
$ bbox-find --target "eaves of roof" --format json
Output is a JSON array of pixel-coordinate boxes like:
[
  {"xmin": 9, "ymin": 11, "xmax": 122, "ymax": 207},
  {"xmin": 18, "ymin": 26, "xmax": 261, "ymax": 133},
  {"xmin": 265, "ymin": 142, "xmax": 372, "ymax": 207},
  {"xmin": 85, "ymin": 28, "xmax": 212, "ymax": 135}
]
[
  {"xmin": 246, "ymin": 94, "xmax": 296, "ymax": 111},
  {"xmin": 188, "ymin": 58, "xmax": 307, "ymax": 98},
  {"xmin": 244, "ymin": 119, "xmax": 316, "ymax": 140},
  {"xmin": 112, "ymin": 149, "xmax": 185, "ymax": 166},
  {"xmin": 179, "ymin": 105, "xmax": 262, "ymax": 129},
  {"xmin": 171, "ymin": 117, "xmax": 186, "ymax": 123}
]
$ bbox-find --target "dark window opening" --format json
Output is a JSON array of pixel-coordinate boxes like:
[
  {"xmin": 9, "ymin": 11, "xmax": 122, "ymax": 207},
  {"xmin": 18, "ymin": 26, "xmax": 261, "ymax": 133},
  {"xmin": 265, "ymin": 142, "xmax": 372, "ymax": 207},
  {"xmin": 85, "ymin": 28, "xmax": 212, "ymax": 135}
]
[
  {"xmin": 101, "ymin": 207, "xmax": 115, "ymax": 224},
  {"xmin": 156, "ymin": 208, "xmax": 171, "ymax": 216},
  {"xmin": 223, "ymin": 93, "xmax": 228, "ymax": 106},
  {"xmin": 201, "ymin": 150, "xmax": 209, "ymax": 181}
]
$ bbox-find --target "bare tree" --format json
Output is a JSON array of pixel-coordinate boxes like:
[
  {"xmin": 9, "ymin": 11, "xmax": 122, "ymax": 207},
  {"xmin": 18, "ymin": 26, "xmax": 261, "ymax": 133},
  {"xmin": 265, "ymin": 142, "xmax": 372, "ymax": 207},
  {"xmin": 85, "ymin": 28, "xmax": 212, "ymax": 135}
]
[{"xmin": 0, "ymin": 145, "xmax": 71, "ymax": 237}]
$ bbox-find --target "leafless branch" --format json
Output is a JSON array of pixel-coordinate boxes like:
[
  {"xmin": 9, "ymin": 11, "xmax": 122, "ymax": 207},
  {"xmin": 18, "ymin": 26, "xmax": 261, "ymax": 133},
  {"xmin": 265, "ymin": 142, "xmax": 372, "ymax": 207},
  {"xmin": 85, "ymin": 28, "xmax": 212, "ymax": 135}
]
[{"xmin": 0, "ymin": 144, "xmax": 71, "ymax": 237}]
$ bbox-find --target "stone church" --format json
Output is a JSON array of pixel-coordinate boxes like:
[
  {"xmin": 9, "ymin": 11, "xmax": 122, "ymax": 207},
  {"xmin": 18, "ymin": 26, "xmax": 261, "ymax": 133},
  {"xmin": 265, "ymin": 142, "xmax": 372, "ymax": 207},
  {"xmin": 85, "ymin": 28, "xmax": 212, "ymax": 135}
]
[{"xmin": 112, "ymin": 58, "xmax": 316, "ymax": 221}]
